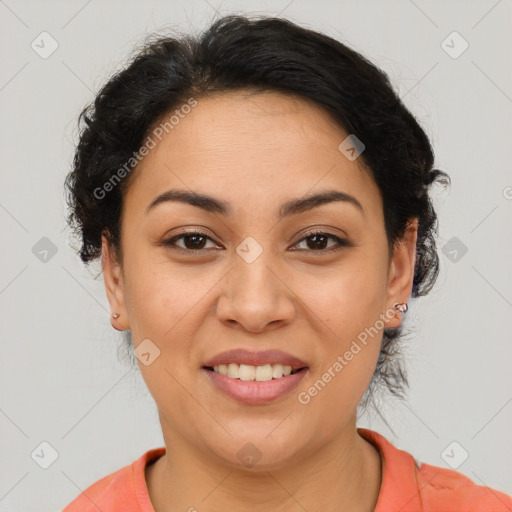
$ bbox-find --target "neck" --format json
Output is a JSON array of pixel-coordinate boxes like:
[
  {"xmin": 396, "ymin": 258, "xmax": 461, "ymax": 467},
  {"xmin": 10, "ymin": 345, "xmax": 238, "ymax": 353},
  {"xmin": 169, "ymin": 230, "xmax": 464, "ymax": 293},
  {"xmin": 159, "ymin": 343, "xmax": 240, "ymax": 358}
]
[{"xmin": 147, "ymin": 420, "xmax": 382, "ymax": 512}]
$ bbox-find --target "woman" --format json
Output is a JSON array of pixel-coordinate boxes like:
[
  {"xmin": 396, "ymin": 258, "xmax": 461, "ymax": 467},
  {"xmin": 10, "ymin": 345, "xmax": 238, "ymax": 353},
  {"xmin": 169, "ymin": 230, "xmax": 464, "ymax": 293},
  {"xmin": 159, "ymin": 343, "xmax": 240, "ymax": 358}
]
[{"xmin": 62, "ymin": 14, "xmax": 512, "ymax": 512}]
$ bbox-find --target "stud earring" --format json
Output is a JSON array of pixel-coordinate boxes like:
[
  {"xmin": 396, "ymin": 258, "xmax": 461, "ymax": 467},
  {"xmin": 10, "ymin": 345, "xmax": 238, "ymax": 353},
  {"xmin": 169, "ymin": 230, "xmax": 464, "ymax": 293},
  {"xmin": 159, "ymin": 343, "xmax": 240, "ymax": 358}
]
[
  {"xmin": 393, "ymin": 302, "xmax": 408, "ymax": 313},
  {"xmin": 112, "ymin": 313, "xmax": 120, "ymax": 319}
]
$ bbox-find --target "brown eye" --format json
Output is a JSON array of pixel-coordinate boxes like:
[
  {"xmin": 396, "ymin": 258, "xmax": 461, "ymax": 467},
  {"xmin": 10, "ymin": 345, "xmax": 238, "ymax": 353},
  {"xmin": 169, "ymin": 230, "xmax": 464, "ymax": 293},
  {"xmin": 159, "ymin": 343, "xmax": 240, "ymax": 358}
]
[
  {"xmin": 292, "ymin": 231, "xmax": 350, "ymax": 253},
  {"xmin": 162, "ymin": 231, "xmax": 219, "ymax": 252},
  {"xmin": 161, "ymin": 230, "xmax": 350, "ymax": 255}
]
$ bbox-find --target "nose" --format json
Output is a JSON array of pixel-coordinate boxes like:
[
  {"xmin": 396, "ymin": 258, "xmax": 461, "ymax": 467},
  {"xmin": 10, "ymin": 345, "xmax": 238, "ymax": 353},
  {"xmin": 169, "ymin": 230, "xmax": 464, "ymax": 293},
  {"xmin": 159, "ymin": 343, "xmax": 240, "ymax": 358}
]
[{"xmin": 216, "ymin": 248, "xmax": 296, "ymax": 333}]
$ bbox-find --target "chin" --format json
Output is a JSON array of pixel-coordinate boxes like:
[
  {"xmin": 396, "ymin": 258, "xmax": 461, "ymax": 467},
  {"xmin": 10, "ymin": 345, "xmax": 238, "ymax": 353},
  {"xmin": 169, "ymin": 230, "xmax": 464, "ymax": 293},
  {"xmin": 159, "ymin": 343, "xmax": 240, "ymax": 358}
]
[{"xmin": 206, "ymin": 431, "xmax": 308, "ymax": 472}]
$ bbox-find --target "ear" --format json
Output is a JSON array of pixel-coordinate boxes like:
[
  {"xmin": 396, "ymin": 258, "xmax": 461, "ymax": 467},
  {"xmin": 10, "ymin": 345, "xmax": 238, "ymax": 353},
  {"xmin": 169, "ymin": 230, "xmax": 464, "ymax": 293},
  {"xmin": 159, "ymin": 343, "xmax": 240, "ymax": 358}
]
[
  {"xmin": 383, "ymin": 217, "xmax": 418, "ymax": 328},
  {"xmin": 101, "ymin": 233, "xmax": 130, "ymax": 331}
]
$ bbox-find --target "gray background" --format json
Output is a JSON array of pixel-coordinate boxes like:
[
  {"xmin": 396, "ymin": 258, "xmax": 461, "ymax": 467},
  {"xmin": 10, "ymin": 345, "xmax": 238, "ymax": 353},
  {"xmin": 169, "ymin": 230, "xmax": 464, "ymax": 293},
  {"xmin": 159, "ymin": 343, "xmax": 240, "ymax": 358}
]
[{"xmin": 1, "ymin": 0, "xmax": 511, "ymax": 510}]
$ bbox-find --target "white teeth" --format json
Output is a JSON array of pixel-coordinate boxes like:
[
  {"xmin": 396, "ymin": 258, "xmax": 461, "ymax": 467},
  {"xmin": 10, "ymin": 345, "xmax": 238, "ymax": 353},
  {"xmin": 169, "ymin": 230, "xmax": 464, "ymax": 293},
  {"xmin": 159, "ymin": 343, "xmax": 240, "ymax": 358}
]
[
  {"xmin": 239, "ymin": 364, "xmax": 256, "ymax": 381},
  {"xmin": 255, "ymin": 364, "xmax": 273, "ymax": 381},
  {"xmin": 227, "ymin": 363, "xmax": 239, "ymax": 378},
  {"xmin": 210, "ymin": 363, "xmax": 300, "ymax": 381},
  {"xmin": 272, "ymin": 363, "xmax": 283, "ymax": 378}
]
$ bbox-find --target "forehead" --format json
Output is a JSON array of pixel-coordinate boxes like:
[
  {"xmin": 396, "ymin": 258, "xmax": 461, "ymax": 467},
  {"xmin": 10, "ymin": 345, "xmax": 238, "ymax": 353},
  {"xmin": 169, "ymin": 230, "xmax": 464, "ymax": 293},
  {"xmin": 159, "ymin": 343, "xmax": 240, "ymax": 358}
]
[{"xmin": 123, "ymin": 90, "xmax": 382, "ymax": 221}]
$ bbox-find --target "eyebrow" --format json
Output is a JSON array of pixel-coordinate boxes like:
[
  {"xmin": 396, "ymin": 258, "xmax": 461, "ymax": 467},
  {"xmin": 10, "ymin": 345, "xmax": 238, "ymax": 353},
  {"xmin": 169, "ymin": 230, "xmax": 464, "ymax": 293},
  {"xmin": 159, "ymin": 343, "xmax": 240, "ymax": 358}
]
[{"xmin": 145, "ymin": 188, "xmax": 365, "ymax": 218}]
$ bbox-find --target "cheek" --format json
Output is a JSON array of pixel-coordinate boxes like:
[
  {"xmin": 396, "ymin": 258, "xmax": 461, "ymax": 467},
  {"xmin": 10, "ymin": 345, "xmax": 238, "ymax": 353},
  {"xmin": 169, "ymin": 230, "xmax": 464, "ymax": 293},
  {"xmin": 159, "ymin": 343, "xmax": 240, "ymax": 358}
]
[
  {"xmin": 122, "ymin": 251, "xmax": 227, "ymax": 391},
  {"xmin": 122, "ymin": 259, "xmax": 209, "ymax": 417},
  {"xmin": 292, "ymin": 247, "xmax": 387, "ymax": 398},
  {"xmin": 294, "ymin": 269, "xmax": 384, "ymax": 424},
  {"xmin": 299, "ymin": 248, "xmax": 388, "ymax": 336},
  {"xmin": 122, "ymin": 240, "xmax": 210, "ymax": 337}
]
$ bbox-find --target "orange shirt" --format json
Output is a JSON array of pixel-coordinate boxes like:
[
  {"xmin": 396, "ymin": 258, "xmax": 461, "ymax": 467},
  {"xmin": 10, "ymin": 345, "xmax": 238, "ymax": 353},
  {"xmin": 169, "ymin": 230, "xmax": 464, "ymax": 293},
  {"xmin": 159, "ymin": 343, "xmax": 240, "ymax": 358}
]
[{"xmin": 61, "ymin": 428, "xmax": 512, "ymax": 511}]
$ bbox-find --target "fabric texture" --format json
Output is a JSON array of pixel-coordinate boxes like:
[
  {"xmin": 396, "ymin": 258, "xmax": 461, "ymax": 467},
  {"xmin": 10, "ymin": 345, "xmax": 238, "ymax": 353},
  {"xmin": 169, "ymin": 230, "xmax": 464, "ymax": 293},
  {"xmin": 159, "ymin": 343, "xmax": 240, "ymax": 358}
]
[{"xmin": 61, "ymin": 428, "xmax": 512, "ymax": 511}]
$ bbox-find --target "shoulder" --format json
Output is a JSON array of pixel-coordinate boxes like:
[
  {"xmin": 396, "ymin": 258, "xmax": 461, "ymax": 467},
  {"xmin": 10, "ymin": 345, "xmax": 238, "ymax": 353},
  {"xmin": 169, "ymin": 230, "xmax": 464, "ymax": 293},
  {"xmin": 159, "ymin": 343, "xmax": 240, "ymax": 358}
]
[
  {"xmin": 358, "ymin": 428, "xmax": 512, "ymax": 512},
  {"xmin": 60, "ymin": 447, "xmax": 166, "ymax": 512},
  {"xmin": 60, "ymin": 462, "xmax": 135, "ymax": 512},
  {"xmin": 417, "ymin": 461, "xmax": 512, "ymax": 511}
]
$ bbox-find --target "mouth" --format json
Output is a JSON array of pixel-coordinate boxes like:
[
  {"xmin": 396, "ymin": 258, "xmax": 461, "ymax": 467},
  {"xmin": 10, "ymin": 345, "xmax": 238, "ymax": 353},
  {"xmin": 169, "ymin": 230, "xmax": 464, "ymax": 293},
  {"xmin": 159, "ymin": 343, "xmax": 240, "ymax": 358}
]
[
  {"xmin": 202, "ymin": 363, "xmax": 307, "ymax": 381},
  {"xmin": 202, "ymin": 359, "xmax": 309, "ymax": 404},
  {"xmin": 201, "ymin": 349, "xmax": 309, "ymax": 404}
]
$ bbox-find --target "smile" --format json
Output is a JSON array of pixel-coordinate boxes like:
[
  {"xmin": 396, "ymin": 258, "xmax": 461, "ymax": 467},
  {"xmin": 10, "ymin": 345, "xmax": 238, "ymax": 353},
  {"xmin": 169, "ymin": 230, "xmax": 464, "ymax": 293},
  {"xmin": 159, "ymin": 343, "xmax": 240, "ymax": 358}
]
[
  {"xmin": 205, "ymin": 363, "xmax": 303, "ymax": 381},
  {"xmin": 203, "ymin": 365, "xmax": 308, "ymax": 405}
]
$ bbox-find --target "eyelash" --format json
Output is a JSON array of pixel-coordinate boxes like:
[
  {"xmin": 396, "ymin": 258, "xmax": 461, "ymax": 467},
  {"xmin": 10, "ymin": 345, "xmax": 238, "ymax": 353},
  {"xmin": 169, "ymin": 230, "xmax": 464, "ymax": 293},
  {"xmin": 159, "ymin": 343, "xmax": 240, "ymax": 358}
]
[{"xmin": 161, "ymin": 230, "xmax": 350, "ymax": 255}]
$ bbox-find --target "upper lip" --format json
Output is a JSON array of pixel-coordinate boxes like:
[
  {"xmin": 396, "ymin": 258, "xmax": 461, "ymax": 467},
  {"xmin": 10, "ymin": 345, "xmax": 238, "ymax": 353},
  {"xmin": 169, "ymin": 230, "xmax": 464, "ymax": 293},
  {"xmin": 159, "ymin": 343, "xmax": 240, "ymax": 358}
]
[{"xmin": 203, "ymin": 349, "xmax": 308, "ymax": 369}]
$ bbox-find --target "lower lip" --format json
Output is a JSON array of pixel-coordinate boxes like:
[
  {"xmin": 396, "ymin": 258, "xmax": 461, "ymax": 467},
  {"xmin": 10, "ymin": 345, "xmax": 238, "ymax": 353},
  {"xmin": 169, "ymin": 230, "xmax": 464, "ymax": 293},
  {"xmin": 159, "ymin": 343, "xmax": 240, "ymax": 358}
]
[{"xmin": 203, "ymin": 368, "xmax": 308, "ymax": 405}]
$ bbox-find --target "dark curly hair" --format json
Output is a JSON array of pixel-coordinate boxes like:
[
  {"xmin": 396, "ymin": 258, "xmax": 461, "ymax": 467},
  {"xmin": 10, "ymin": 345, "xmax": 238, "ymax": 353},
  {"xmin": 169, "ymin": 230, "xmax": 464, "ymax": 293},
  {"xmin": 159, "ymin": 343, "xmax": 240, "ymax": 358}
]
[{"xmin": 64, "ymin": 14, "xmax": 450, "ymax": 418}]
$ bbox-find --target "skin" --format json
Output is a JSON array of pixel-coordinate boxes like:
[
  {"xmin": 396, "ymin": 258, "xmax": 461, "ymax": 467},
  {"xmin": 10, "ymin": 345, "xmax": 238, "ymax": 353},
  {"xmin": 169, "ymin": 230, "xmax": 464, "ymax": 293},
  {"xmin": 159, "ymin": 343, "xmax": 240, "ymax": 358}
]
[{"xmin": 101, "ymin": 89, "xmax": 418, "ymax": 512}]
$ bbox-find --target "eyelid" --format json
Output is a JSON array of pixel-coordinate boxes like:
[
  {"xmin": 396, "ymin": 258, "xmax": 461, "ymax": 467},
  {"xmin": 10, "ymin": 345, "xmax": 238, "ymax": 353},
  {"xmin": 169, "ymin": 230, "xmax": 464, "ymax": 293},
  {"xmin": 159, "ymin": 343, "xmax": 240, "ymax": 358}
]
[
  {"xmin": 291, "ymin": 229, "xmax": 350, "ymax": 253},
  {"xmin": 162, "ymin": 228, "xmax": 350, "ymax": 254},
  {"xmin": 163, "ymin": 229, "xmax": 222, "ymax": 252}
]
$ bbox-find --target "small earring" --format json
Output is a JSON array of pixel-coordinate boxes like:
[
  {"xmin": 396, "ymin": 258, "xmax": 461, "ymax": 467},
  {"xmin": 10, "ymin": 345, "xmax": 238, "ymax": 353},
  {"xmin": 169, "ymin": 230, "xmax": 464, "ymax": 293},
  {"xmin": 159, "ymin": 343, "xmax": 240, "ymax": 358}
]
[
  {"xmin": 393, "ymin": 302, "xmax": 408, "ymax": 313},
  {"xmin": 112, "ymin": 313, "xmax": 120, "ymax": 319}
]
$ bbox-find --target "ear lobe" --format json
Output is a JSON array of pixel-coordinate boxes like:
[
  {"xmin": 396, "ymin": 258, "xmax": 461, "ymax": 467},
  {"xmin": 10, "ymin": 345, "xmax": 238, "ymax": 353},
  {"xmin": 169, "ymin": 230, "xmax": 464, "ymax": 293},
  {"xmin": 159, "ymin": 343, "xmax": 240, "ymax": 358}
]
[
  {"xmin": 101, "ymin": 233, "xmax": 129, "ymax": 331},
  {"xmin": 384, "ymin": 217, "xmax": 418, "ymax": 328}
]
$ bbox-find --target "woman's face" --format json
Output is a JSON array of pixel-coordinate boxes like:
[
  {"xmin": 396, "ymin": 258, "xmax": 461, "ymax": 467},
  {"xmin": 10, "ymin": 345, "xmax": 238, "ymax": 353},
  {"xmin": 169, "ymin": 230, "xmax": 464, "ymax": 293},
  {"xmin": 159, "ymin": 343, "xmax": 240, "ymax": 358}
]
[{"xmin": 102, "ymin": 89, "xmax": 417, "ymax": 469}]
